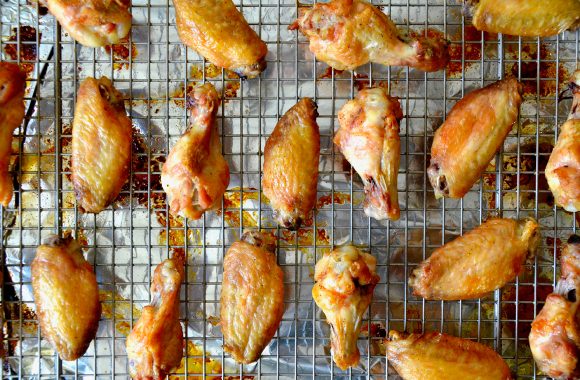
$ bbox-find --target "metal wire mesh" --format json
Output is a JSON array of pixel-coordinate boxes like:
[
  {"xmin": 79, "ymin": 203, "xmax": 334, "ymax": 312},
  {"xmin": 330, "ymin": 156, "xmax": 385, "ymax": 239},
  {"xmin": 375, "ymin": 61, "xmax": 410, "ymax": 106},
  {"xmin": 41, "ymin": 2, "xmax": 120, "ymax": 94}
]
[{"xmin": 0, "ymin": 0, "xmax": 578, "ymax": 378}]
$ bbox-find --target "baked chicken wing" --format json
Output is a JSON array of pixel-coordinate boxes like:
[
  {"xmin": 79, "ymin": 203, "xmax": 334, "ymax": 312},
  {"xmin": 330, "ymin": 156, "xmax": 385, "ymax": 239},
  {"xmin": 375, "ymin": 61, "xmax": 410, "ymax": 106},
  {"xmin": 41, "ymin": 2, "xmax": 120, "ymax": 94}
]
[
  {"xmin": 126, "ymin": 250, "xmax": 185, "ymax": 379},
  {"xmin": 71, "ymin": 76, "xmax": 132, "ymax": 213},
  {"xmin": 0, "ymin": 63, "xmax": 26, "ymax": 208},
  {"xmin": 290, "ymin": 0, "xmax": 449, "ymax": 72},
  {"xmin": 335, "ymin": 87, "xmax": 402, "ymax": 221},
  {"xmin": 172, "ymin": 0, "xmax": 268, "ymax": 78},
  {"xmin": 313, "ymin": 245, "xmax": 380, "ymax": 370},
  {"xmin": 43, "ymin": 0, "xmax": 132, "ymax": 47},
  {"xmin": 262, "ymin": 98, "xmax": 320, "ymax": 229},
  {"xmin": 468, "ymin": 0, "xmax": 580, "ymax": 37},
  {"xmin": 545, "ymin": 70, "xmax": 580, "ymax": 213},
  {"xmin": 409, "ymin": 217, "xmax": 539, "ymax": 301},
  {"xmin": 386, "ymin": 330, "xmax": 512, "ymax": 380},
  {"xmin": 161, "ymin": 83, "xmax": 229, "ymax": 220},
  {"xmin": 32, "ymin": 233, "xmax": 101, "ymax": 361},
  {"xmin": 529, "ymin": 235, "xmax": 580, "ymax": 379},
  {"xmin": 428, "ymin": 78, "xmax": 522, "ymax": 199},
  {"xmin": 220, "ymin": 231, "xmax": 284, "ymax": 364}
]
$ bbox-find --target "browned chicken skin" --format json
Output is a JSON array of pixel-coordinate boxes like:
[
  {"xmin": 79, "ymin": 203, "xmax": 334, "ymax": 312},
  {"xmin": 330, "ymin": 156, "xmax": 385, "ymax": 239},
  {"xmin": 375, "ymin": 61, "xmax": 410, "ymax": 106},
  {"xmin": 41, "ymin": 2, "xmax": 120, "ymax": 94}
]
[
  {"xmin": 71, "ymin": 76, "xmax": 132, "ymax": 213},
  {"xmin": 335, "ymin": 87, "xmax": 402, "ymax": 221},
  {"xmin": 172, "ymin": 0, "xmax": 268, "ymax": 78},
  {"xmin": 313, "ymin": 245, "xmax": 380, "ymax": 370},
  {"xmin": 220, "ymin": 231, "xmax": 285, "ymax": 364},
  {"xmin": 428, "ymin": 78, "xmax": 523, "ymax": 199},
  {"xmin": 0, "ymin": 63, "xmax": 26, "ymax": 208},
  {"xmin": 161, "ymin": 83, "xmax": 230, "ymax": 220},
  {"xmin": 529, "ymin": 235, "xmax": 580, "ymax": 379},
  {"xmin": 386, "ymin": 330, "xmax": 512, "ymax": 380},
  {"xmin": 290, "ymin": 0, "xmax": 449, "ymax": 72},
  {"xmin": 262, "ymin": 98, "xmax": 320, "ymax": 230},
  {"xmin": 126, "ymin": 250, "xmax": 185, "ymax": 379},
  {"xmin": 409, "ymin": 218, "xmax": 539, "ymax": 301},
  {"xmin": 32, "ymin": 233, "xmax": 101, "ymax": 361}
]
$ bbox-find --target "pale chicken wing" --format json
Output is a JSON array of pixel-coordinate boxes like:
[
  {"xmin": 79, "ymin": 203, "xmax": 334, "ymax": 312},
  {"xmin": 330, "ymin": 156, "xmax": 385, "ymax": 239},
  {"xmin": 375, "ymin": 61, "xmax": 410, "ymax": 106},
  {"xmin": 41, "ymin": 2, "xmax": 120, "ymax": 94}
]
[
  {"xmin": 126, "ymin": 250, "xmax": 185, "ymax": 379},
  {"xmin": 32, "ymin": 233, "xmax": 101, "ymax": 361},
  {"xmin": 409, "ymin": 218, "xmax": 539, "ymax": 301},
  {"xmin": 262, "ymin": 98, "xmax": 319, "ymax": 229},
  {"xmin": 428, "ymin": 78, "xmax": 523, "ymax": 199},
  {"xmin": 0, "ymin": 63, "xmax": 26, "ymax": 208},
  {"xmin": 335, "ymin": 87, "xmax": 402, "ymax": 221},
  {"xmin": 313, "ymin": 245, "xmax": 380, "ymax": 370},
  {"xmin": 71, "ymin": 76, "xmax": 132, "ymax": 213},
  {"xmin": 161, "ymin": 83, "xmax": 230, "ymax": 220},
  {"xmin": 290, "ymin": 0, "xmax": 449, "ymax": 72}
]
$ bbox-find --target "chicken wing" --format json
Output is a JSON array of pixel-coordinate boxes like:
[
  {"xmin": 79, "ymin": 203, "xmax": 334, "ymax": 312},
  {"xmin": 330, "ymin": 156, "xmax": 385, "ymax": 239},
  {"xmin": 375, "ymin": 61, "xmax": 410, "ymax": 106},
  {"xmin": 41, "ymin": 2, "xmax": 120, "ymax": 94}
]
[
  {"xmin": 334, "ymin": 87, "xmax": 402, "ymax": 221},
  {"xmin": 409, "ymin": 217, "xmax": 539, "ymax": 301},
  {"xmin": 161, "ymin": 83, "xmax": 230, "ymax": 220},
  {"xmin": 220, "ymin": 231, "xmax": 284, "ymax": 364},
  {"xmin": 545, "ymin": 70, "xmax": 580, "ymax": 213},
  {"xmin": 529, "ymin": 235, "xmax": 580, "ymax": 379},
  {"xmin": 427, "ymin": 78, "xmax": 522, "ymax": 199},
  {"xmin": 386, "ymin": 330, "xmax": 512, "ymax": 380},
  {"xmin": 126, "ymin": 250, "xmax": 185, "ymax": 379},
  {"xmin": 43, "ymin": 0, "xmax": 131, "ymax": 47},
  {"xmin": 32, "ymin": 233, "xmax": 101, "ymax": 361},
  {"xmin": 172, "ymin": 0, "xmax": 268, "ymax": 78},
  {"xmin": 262, "ymin": 98, "xmax": 319, "ymax": 229},
  {"xmin": 468, "ymin": 0, "xmax": 580, "ymax": 37},
  {"xmin": 71, "ymin": 76, "xmax": 132, "ymax": 213},
  {"xmin": 290, "ymin": 0, "xmax": 449, "ymax": 72},
  {"xmin": 0, "ymin": 63, "xmax": 26, "ymax": 208},
  {"xmin": 313, "ymin": 245, "xmax": 380, "ymax": 370}
]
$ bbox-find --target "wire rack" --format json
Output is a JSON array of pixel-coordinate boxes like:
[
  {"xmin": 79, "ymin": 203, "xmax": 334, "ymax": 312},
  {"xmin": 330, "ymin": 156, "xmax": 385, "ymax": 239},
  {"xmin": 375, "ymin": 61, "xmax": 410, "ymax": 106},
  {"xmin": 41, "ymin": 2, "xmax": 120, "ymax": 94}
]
[{"xmin": 0, "ymin": 0, "xmax": 579, "ymax": 378}]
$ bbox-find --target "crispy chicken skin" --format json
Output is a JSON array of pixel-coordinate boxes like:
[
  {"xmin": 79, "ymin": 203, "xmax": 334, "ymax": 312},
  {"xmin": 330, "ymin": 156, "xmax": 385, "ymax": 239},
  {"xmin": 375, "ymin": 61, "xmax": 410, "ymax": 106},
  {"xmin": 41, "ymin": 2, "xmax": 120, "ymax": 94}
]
[
  {"xmin": 313, "ymin": 245, "xmax": 380, "ymax": 370},
  {"xmin": 545, "ymin": 71, "xmax": 580, "ymax": 213},
  {"xmin": 335, "ymin": 87, "xmax": 402, "ymax": 221},
  {"xmin": 43, "ymin": 0, "xmax": 131, "ymax": 47},
  {"xmin": 386, "ymin": 330, "xmax": 512, "ymax": 380},
  {"xmin": 71, "ymin": 77, "xmax": 132, "ymax": 213},
  {"xmin": 161, "ymin": 83, "xmax": 230, "ymax": 220},
  {"xmin": 172, "ymin": 0, "xmax": 267, "ymax": 78},
  {"xmin": 0, "ymin": 63, "xmax": 26, "ymax": 208},
  {"xmin": 126, "ymin": 250, "xmax": 185, "ymax": 379},
  {"xmin": 32, "ymin": 233, "xmax": 101, "ymax": 361},
  {"xmin": 289, "ymin": 0, "xmax": 449, "ymax": 72},
  {"xmin": 428, "ymin": 78, "xmax": 522, "ymax": 199},
  {"xmin": 468, "ymin": 0, "xmax": 580, "ymax": 38},
  {"xmin": 220, "ymin": 231, "xmax": 284, "ymax": 364},
  {"xmin": 262, "ymin": 98, "xmax": 320, "ymax": 230},
  {"xmin": 529, "ymin": 235, "xmax": 580, "ymax": 379},
  {"xmin": 409, "ymin": 217, "xmax": 539, "ymax": 301}
]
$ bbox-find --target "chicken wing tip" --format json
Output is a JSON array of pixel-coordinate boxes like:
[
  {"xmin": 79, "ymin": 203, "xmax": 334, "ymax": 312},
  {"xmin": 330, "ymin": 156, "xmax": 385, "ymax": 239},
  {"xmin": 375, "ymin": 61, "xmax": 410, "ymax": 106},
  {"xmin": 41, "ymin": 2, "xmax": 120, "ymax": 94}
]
[
  {"xmin": 42, "ymin": 231, "xmax": 79, "ymax": 250},
  {"xmin": 568, "ymin": 234, "xmax": 580, "ymax": 245},
  {"xmin": 241, "ymin": 230, "xmax": 276, "ymax": 252}
]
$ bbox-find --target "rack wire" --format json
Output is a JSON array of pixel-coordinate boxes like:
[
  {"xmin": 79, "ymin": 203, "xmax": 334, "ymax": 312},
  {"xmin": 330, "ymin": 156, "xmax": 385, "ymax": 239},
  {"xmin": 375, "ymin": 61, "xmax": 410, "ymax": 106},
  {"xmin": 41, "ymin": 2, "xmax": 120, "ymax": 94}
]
[{"xmin": 0, "ymin": 0, "xmax": 578, "ymax": 378}]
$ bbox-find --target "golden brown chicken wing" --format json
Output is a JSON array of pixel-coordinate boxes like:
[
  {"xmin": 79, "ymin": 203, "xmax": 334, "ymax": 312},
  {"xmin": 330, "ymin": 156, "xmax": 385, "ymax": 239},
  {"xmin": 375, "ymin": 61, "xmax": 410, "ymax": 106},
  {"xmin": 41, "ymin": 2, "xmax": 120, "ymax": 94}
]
[
  {"xmin": 0, "ymin": 63, "xmax": 26, "ymax": 208},
  {"xmin": 409, "ymin": 217, "xmax": 539, "ymax": 301},
  {"xmin": 71, "ymin": 76, "xmax": 132, "ymax": 213},
  {"xmin": 313, "ymin": 245, "xmax": 380, "ymax": 370},
  {"xmin": 172, "ymin": 0, "xmax": 268, "ymax": 78},
  {"xmin": 220, "ymin": 231, "xmax": 284, "ymax": 364},
  {"xmin": 468, "ymin": 0, "xmax": 580, "ymax": 37},
  {"xmin": 545, "ymin": 71, "xmax": 580, "ymax": 213},
  {"xmin": 290, "ymin": 0, "xmax": 449, "ymax": 72},
  {"xmin": 43, "ymin": 0, "xmax": 132, "ymax": 47},
  {"xmin": 161, "ymin": 83, "xmax": 230, "ymax": 220},
  {"xmin": 428, "ymin": 78, "xmax": 522, "ymax": 199},
  {"xmin": 32, "ymin": 233, "xmax": 101, "ymax": 361},
  {"xmin": 334, "ymin": 87, "xmax": 402, "ymax": 221},
  {"xmin": 386, "ymin": 330, "xmax": 512, "ymax": 380},
  {"xmin": 262, "ymin": 98, "xmax": 319, "ymax": 229},
  {"xmin": 126, "ymin": 250, "xmax": 185, "ymax": 379}
]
